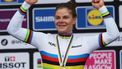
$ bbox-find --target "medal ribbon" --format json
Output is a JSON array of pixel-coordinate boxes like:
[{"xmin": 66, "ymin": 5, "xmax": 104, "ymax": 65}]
[{"xmin": 56, "ymin": 34, "xmax": 73, "ymax": 67}]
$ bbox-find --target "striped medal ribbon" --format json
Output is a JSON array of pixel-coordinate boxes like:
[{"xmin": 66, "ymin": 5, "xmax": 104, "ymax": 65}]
[{"xmin": 56, "ymin": 34, "xmax": 73, "ymax": 69}]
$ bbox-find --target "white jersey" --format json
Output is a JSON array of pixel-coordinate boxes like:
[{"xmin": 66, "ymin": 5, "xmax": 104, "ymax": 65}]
[{"xmin": 7, "ymin": 3, "xmax": 119, "ymax": 69}]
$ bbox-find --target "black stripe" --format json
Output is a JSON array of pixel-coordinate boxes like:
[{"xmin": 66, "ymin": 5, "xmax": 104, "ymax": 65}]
[
  {"xmin": 42, "ymin": 59, "xmax": 59, "ymax": 65},
  {"xmin": 42, "ymin": 59, "xmax": 85, "ymax": 66},
  {"xmin": 102, "ymin": 13, "xmax": 111, "ymax": 18},
  {"xmin": 66, "ymin": 62, "xmax": 85, "ymax": 66}
]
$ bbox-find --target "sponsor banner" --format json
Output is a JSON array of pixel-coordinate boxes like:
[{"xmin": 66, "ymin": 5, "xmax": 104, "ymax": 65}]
[
  {"xmin": 84, "ymin": 50, "xmax": 116, "ymax": 69},
  {"xmin": 0, "ymin": 9, "xmax": 28, "ymax": 32},
  {"xmin": 33, "ymin": 8, "xmax": 56, "ymax": 31},
  {"xmin": 76, "ymin": 0, "xmax": 114, "ymax": 3},
  {"xmin": 0, "ymin": 0, "xmax": 24, "ymax": 5},
  {"xmin": 119, "ymin": 5, "xmax": 122, "ymax": 29},
  {"xmin": 36, "ymin": 0, "xmax": 70, "ymax": 4},
  {"xmin": 120, "ymin": 50, "xmax": 122, "ymax": 69},
  {"xmin": 76, "ymin": 6, "xmax": 114, "ymax": 30},
  {"xmin": 0, "ymin": 35, "xmax": 35, "ymax": 49},
  {"xmin": 0, "ymin": 52, "xmax": 29, "ymax": 69},
  {"xmin": 33, "ymin": 52, "xmax": 43, "ymax": 69}
]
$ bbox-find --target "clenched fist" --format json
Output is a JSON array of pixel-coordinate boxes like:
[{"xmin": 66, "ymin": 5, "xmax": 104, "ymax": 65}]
[
  {"xmin": 25, "ymin": 0, "xmax": 37, "ymax": 5},
  {"xmin": 92, "ymin": 0, "xmax": 105, "ymax": 9}
]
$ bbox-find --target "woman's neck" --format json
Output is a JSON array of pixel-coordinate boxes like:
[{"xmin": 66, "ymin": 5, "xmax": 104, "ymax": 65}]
[{"xmin": 58, "ymin": 32, "xmax": 73, "ymax": 37}]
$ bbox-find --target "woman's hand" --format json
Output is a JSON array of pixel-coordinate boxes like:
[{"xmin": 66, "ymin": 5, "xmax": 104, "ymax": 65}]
[
  {"xmin": 92, "ymin": 0, "xmax": 105, "ymax": 9},
  {"xmin": 25, "ymin": 0, "xmax": 37, "ymax": 5}
]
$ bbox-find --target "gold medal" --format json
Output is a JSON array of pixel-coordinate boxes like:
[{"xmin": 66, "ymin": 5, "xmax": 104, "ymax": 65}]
[{"xmin": 59, "ymin": 66, "xmax": 66, "ymax": 69}]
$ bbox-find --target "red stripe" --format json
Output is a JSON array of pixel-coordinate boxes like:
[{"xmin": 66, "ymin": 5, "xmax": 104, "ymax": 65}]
[
  {"xmin": 38, "ymin": 60, "xmax": 42, "ymax": 64},
  {"xmin": 67, "ymin": 58, "xmax": 87, "ymax": 63},
  {"xmin": 42, "ymin": 55, "xmax": 59, "ymax": 62},
  {"xmin": 100, "ymin": 33, "xmax": 104, "ymax": 47}
]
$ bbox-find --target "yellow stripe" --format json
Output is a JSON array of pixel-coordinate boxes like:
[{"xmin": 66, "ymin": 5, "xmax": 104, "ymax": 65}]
[
  {"xmin": 24, "ymin": 29, "xmax": 30, "ymax": 42},
  {"xmin": 102, "ymin": 36, "xmax": 107, "ymax": 46},
  {"xmin": 43, "ymin": 63, "xmax": 84, "ymax": 69},
  {"xmin": 37, "ymin": 64, "xmax": 42, "ymax": 68},
  {"xmin": 101, "ymin": 12, "xmax": 109, "ymax": 17}
]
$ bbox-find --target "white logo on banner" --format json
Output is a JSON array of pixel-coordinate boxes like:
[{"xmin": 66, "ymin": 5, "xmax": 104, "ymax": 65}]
[
  {"xmin": 0, "ymin": 35, "xmax": 36, "ymax": 49},
  {"xmin": 0, "ymin": 53, "xmax": 29, "ymax": 69}
]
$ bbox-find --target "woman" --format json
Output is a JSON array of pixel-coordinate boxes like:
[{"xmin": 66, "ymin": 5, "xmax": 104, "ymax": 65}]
[{"xmin": 7, "ymin": 0, "xmax": 119, "ymax": 69}]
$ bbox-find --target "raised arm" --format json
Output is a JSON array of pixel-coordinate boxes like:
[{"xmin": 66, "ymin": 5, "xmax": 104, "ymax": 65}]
[
  {"xmin": 92, "ymin": 0, "xmax": 119, "ymax": 45},
  {"xmin": 7, "ymin": 0, "xmax": 38, "ymax": 43},
  {"xmin": 7, "ymin": 0, "xmax": 52, "ymax": 50},
  {"xmin": 7, "ymin": 0, "xmax": 37, "ymax": 34}
]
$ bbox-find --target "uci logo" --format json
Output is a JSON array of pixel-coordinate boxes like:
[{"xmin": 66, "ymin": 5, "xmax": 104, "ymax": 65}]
[
  {"xmin": 87, "ymin": 9, "xmax": 103, "ymax": 26},
  {"xmin": 1, "ymin": 39, "xmax": 8, "ymax": 46}
]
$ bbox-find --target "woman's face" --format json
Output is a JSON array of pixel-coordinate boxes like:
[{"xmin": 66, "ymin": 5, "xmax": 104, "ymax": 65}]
[{"xmin": 55, "ymin": 8, "xmax": 76, "ymax": 34}]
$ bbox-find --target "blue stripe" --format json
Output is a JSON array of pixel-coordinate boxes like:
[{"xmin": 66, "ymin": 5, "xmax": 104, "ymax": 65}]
[
  {"xmin": 40, "ymin": 51, "xmax": 58, "ymax": 58},
  {"xmin": 68, "ymin": 54, "xmax": 89, "ymax": 59}
]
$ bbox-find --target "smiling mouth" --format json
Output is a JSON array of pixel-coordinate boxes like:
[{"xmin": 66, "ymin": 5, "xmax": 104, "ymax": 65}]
[{"xmin": 57, "ymin": 25, "xmax": 67, "ymax": 28}]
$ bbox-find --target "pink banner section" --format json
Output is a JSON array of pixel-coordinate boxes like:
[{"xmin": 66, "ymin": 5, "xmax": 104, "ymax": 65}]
[{"xmin": 84, "ymin": 50, "xmax": 116, "ymax": 69}]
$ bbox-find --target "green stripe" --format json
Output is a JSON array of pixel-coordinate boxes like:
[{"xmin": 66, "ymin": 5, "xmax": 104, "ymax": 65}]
[
  {"xmin": 101, "ymin": 11, "xmax": 109, "ymax": 17},
  {"xmin": 103, "ymin": 41, "xmax": 107, "ymax": 47},
  {"xmin": 20, "ymin": 6, "xmax": 27, "ymax": 12},
  {"xmin": 43, "ymin": 67, "xmax": 52, "ymax": 69},
  {"xmin": 24, "ymin": 29, "xmax": 30, "ymax": 42}
]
